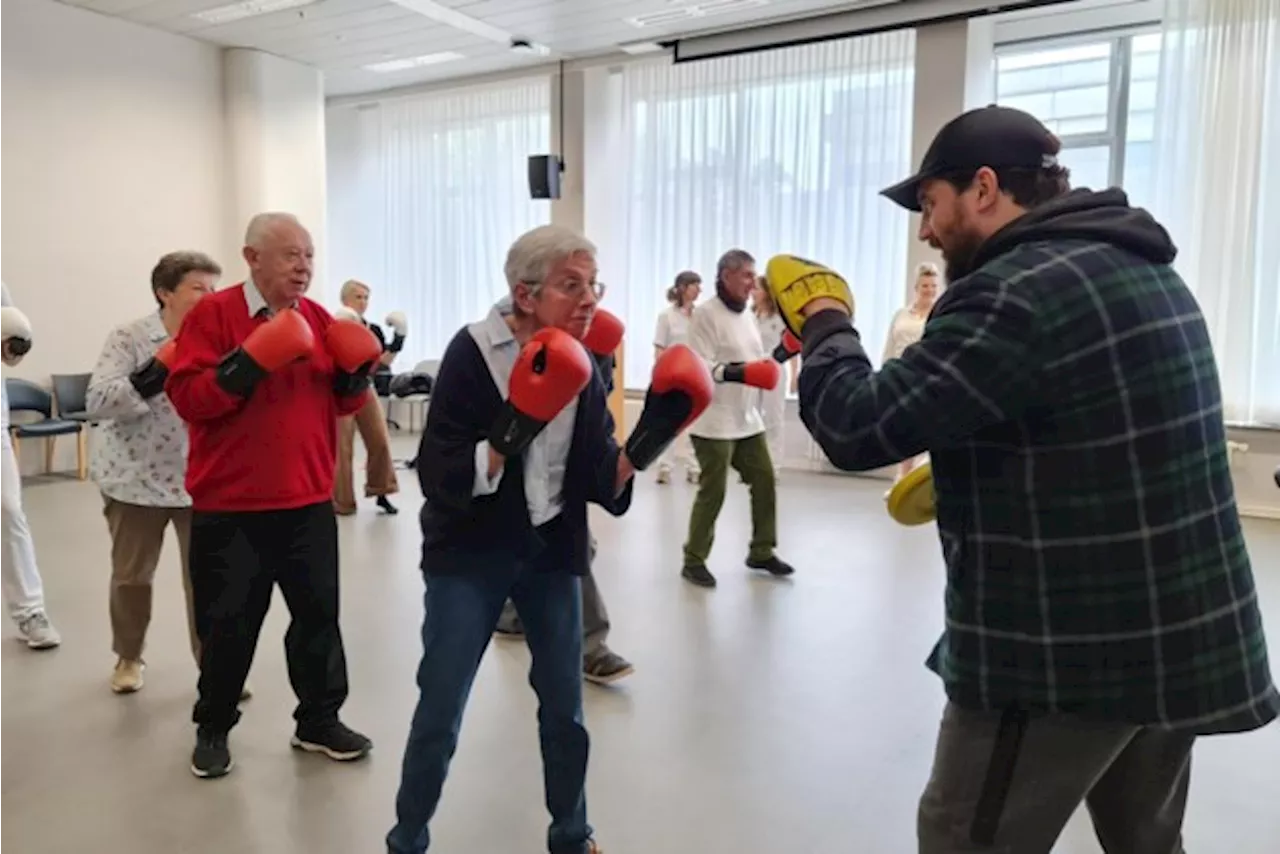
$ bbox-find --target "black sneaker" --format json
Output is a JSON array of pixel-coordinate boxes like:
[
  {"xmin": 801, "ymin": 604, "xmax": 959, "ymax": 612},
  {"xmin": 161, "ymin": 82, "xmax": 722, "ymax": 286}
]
[
  {"xmin": 746, "ymin": 555, "xmax": 795, "ymax": 577},
  {"xmin": 291, "ymin": 721, "xmax": 372, "ymax": 761},
  {"xmin": 191, "ymin": 728, "xmax": 232, "ymax": 779},
  {"xmin": 681, "ymin": 564, "xmax": 717, "ymax": 587}
]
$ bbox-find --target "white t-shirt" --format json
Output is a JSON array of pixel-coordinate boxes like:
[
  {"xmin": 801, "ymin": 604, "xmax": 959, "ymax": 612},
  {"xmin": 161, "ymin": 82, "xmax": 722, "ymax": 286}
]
[
  {"xmin": 883, "ymin": 307, "xmax": 928, "ymax": 363},
  {"xmin": 687, "ymin": 297, "xmax": 766, "ymax": 440},
  {"xmin": 653, "ymin": 304, "xmax": 692, "ymax": 349}
]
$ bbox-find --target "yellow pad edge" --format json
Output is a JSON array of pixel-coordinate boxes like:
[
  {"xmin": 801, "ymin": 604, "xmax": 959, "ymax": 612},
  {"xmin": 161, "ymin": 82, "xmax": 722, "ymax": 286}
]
[{"xmin": 886, "ymin": 463, "xmax": 936, "ymax": 526}]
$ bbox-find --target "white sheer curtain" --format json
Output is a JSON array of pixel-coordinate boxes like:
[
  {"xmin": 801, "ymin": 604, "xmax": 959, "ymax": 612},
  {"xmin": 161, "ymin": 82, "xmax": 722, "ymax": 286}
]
[
  {"xmin": 601, "ymin": 32, "xmax": 917, "ymax": 390},
  {"xmin": 326, "ymin": 77, "xmax": 552, "ymax": 366},
  {"xmin": 1150, "ymin": 0, "xmax": 1280, "ymax": 425}
]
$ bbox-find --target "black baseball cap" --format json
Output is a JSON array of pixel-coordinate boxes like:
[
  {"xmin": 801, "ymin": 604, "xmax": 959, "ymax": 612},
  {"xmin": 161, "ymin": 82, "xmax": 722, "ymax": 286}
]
[{"xmin": 880, "ymin": 105, "xmax": 1060, "ymax": 212}]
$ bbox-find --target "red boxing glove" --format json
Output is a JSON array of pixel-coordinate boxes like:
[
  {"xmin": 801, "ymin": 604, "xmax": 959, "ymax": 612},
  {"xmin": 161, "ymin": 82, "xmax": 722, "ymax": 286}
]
[
  {"xmin": 215, "ymin": 309, "xmax": 316, "ymax": 397},
  {"xmin": 717, "ymin": 358, "xmax": 780, "ymax": 391},
  {"xmin": 624, "ymin": 344, "xmax": 715, "ymax": 471},
  {"xmin": 581, "ymin": 308, "xmax": 624, "ymax": 356},
  {"xmin": 772, "ymin": 330, "xmax": 801, "ymax": 363},
  {"xmin": 489, "ymin": 327, "xmax": 593, "ymax": 457},
  {"xmin": 154, "ymin": 339, "xmax": 178, "ymax": 367},
  {"xmin": 326, "ymin": 319, "xmax": 382, "ymax": 374},
  {"xmin": 129, "ymin": 339, "xmax": 179, "ymax": 400},
  {"xmin": 326, "ymin": 319, "xmax": 383, "ymax": 396}
]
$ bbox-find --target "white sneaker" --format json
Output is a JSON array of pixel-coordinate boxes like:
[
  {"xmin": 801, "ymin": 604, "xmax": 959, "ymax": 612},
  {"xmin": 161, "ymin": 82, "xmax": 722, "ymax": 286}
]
[
  {"xmin": 686, "ymin": 468, "xmax": 701, "ymax": 484},
  {"xmin": 656, "ymin": 465, "xmax": 671, "ymax": 484},
  {"xmin": 17, "ymin": 612, "xmax": 61, "ymax": 650}
]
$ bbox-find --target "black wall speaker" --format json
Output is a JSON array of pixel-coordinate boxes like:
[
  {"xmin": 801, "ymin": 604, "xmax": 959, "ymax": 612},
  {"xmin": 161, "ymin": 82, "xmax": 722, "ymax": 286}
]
[{"xmin": 528, "ymin": 154, "xmax": 562, "ymax": 200}]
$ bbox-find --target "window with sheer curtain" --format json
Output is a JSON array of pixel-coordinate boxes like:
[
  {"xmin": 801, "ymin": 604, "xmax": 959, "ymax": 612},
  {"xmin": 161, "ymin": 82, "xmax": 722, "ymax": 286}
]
[
  {"xmin": 995, "ymin": 2, "xmax": 1280, "ymax": 426},
  {"xmin": 326, "ymin": 77, "xmax": 552, "ymax": 368},
  {"xmin": 600, "ymin": 32, "xmax": 916, "ymax": 390},
  {"xmin": 1149, "ymin": 0, "xmax": 1280, "ymax": 426}
]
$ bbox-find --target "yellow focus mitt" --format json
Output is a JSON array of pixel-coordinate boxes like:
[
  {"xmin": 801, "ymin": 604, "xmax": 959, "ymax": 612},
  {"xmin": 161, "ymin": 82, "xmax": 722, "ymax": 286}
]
[
  {"xmin": 886, "ymin": 463, "xmax": 936, "ymax": 526},
  {"xmin": 763, "ymin": 254, "xmax": 855, "ymax": 337}
]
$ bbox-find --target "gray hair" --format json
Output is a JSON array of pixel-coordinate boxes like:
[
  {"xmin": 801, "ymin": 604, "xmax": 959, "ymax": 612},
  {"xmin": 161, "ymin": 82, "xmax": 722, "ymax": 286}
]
[
  {"xmin": 503, "ymin": 225, "xmax": 597, "ymax": 292},
  {"xmin": 340, "ymin": 279, "xmax": 370, "ymax": 303},
  {"xmin": 716, "ymin": 248, "xmax": 755, "ymax": 284},
  {"xmin": 916, "ymin": 261, "xmax": 940, "ymax": 278},
  {"xmin": 244, "ymin": 212, "xmax": 304, "ymax": 248}
]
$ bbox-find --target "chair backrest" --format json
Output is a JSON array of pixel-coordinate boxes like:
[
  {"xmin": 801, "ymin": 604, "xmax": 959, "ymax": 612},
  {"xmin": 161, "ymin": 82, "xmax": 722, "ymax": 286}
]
[
  {"xmin": 52, "ymin": 373, "xmax": 92, "ymax": 415},
  {"xmin": 413, "ymin": 359, "xmax": 440, "ymax": 378},
  {"xmin": 4, "ymin": 378, "xmax": 53, "ymax": 418}
]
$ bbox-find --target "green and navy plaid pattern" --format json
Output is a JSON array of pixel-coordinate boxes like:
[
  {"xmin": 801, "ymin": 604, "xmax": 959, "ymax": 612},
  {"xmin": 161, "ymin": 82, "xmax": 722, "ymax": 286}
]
[{"xmin": 798, "ymin": 239, "xmax": 1279, "ymax": 734}]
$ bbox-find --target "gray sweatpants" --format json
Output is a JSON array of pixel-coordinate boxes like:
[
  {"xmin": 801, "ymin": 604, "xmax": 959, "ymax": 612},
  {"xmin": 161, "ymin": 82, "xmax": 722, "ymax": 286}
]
[
  {"xmin": 495, "ymin": 536, "xmax": 610, "ymax": 657},
  {"xmin": 918, "ymin": 702, "xmax": 1193, "ymax": 853}
]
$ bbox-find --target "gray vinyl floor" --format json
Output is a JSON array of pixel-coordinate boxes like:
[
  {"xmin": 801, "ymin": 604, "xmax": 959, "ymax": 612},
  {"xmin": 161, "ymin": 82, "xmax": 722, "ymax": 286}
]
[{"xmin": 3, "ymin": 435, "xmax": 1279, "ymax": 853}]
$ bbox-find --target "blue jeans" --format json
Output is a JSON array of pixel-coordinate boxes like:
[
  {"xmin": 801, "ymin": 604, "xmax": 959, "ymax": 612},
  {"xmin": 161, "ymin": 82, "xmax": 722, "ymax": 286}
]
[{"xmin": 386, "ymin": 558, "xmax": 591, "ymax": 854}]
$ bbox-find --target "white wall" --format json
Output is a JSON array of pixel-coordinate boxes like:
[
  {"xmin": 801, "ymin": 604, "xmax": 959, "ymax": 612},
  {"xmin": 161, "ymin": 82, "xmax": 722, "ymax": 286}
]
[
  {"xmin": 224, "ymin": 48, "xmax": 330, "ymax": 303},
  {"xmin": 1, "ymin": 0, "xmax": 232, "ymax": 386}
]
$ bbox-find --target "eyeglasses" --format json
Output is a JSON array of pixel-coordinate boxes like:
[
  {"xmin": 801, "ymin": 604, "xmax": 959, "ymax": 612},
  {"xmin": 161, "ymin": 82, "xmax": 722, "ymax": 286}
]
[{"xmin": 531, "ymin": 279, "xmax": 607, "ymax": 301}]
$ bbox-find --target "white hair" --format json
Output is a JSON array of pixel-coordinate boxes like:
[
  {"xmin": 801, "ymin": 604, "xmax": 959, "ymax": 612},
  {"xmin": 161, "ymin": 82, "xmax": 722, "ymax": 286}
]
[
  {"xmin": 916, "ymin": 261, "xmax": 940, "ymax": 278},
  {"xmin": 503, "ymin": 225, "xmax": 597, "ymax": 292},
  {"xmin": 244, "ymin": 212, "xmax": 304, "ymax": 248}
]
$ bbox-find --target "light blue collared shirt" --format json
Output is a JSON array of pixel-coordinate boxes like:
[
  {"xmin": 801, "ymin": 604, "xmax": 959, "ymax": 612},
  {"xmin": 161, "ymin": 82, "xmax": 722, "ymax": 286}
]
[{"xmin": 468, "ymin": 300, "xmax": 577, "ymax": 527}]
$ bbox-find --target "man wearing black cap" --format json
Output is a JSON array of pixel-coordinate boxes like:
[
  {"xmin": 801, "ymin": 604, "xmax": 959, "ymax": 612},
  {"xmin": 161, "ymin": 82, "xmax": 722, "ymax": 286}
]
[{"xmin": 765, "ymin": 105, "xmax": 1278, "ymax": 851}]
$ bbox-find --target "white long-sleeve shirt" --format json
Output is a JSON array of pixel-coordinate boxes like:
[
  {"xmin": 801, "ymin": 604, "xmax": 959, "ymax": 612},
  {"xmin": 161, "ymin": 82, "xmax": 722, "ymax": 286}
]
[
  {"xmin": 86, "ymin": 312, "xmax": 191, "ymax": 508},
  {"xmin": 467, "ymin": 300, "xmax": 577, "ymax": 527}
]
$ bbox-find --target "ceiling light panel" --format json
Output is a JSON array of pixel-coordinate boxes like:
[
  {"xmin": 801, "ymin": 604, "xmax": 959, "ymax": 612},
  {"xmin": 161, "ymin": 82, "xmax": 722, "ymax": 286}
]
[
  {"xmin": 385, "ymin": 0, "xmax": 512, "ymax": 44},
  {"xmin": 363, "ymin": 51, "xmax": 466, "ymax": 73},
  {"xmin": 191, "ymin": 0, "xmax": 318, "ymax": 26},
  {"xmin": 626, "ymin": 0, "xmax": 769, "ymax": 28}
]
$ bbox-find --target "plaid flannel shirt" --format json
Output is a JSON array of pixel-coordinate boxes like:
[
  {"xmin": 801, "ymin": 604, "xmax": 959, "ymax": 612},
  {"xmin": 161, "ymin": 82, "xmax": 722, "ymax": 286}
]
[{"xmin": 799, "ymin": 192, "xmax": 1278, "ymax": 734}]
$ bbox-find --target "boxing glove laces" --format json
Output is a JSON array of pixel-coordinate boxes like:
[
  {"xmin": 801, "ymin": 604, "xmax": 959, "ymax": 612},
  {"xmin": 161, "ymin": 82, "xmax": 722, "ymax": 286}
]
[
  {"xmin": 624, "ymin": 344, "xmax": 714, "ymax": 471},
  {"xmin": 130, "ymin": 339, "xmax": 178, "ymax": 400},
  {"xmin": 488, "ymin": 327, "xmax": 594, "ymax": 458},
  {"xmin": 215, "ymin": 309, "xmax": 316, "ymax": 398},
  {"xmin": 713, "ymin": 359, "xmax": 781, "ymax": 391},
  {"xmin": 326, "ymin": 319, "xmax": 382, "ymax": 396}
]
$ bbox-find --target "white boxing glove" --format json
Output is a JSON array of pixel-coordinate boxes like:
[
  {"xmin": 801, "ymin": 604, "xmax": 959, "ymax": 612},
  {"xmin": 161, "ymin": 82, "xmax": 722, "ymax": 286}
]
[
  {"xmin": 1, "ymin": 306, "xmax": 33, "ymax": 357},
  {"xmin": 333, "ymin": 305, "xmax": 362, "ymax": 323},
  {"xmin": 385, "ymin": 311, "xmax": 408, "ymax": 337}
]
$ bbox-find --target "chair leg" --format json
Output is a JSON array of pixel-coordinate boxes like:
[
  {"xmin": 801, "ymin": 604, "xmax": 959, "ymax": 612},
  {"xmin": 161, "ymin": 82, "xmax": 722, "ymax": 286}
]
[
  {"xmin": 77, "ymin": 430, "xmax": 88, "ymax": 480},
  {"xmin": 44, "ymin": 437, "xmax": 55, "ymax": 474},
  {"xmin": 10, "ymin": 433, "xmax": 19, "ymax": 469}
]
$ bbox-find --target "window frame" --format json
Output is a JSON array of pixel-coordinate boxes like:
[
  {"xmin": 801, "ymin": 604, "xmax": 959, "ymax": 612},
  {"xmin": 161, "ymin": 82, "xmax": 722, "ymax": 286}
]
[{"xmin": 994, "ymin": 26, "xmax": 1160, "ymax": 190}]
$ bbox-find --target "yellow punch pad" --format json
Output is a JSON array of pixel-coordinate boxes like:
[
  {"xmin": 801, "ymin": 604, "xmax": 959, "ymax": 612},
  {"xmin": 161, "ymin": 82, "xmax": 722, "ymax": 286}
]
[
  {"xmin": 886, "ymin": 463, "xmax": 936, "ymax": 526},
  {"xmin": 764, "ymin": 254, "xmax": 856, "ymax": 337}
]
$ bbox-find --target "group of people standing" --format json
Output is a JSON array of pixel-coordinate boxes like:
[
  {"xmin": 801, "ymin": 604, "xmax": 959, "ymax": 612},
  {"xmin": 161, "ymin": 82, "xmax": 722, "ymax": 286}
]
[{"xmin": 2, "ymin": 100, "xmax": 1277, "ymax": 854}]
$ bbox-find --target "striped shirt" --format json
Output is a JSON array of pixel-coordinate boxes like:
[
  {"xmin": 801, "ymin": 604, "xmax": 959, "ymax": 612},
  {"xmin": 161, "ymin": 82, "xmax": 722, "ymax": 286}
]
[{"xmin": 798, "ymin": 189, "xmax": 1279, "ymax": 734}]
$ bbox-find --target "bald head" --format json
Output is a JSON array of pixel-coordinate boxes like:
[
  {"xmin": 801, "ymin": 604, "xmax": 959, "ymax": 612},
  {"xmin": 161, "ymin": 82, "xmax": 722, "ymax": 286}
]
[{"xmin": 241, "ymin": 212, "xmax": 314, "ymax": 308}]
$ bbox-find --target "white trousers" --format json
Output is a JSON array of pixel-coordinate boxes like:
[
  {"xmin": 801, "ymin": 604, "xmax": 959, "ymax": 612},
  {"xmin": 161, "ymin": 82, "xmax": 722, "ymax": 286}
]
[{"xmin": 2, "ymin": 430, "xmax": 45, "ymax": 620}]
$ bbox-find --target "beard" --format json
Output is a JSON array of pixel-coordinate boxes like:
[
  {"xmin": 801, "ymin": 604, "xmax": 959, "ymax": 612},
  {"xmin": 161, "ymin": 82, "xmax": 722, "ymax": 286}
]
[{"xmin": 937, "ymin": 222, "xmax": 986, "ymax": 282}]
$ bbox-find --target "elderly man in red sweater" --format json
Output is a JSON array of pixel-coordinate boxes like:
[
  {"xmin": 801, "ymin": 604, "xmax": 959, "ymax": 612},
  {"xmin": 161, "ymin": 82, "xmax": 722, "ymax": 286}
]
[{"xmin": 165, "ymin": 212, "xmax": 380, "ymax": 779}]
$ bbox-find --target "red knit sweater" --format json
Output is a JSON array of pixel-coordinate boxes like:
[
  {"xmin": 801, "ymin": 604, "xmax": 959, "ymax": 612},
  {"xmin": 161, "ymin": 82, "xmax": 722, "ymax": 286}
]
[{"xmin": 165, "ymin": 284, "xmax": 368, "ymax": 512}]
